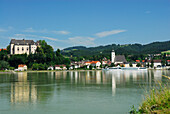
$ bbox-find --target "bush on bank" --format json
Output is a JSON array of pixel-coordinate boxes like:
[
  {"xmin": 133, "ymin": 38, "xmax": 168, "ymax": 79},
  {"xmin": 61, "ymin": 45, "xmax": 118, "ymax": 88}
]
[{"xmin": 130, "ymin": 83, "xmax": 170, "ymax": 114}]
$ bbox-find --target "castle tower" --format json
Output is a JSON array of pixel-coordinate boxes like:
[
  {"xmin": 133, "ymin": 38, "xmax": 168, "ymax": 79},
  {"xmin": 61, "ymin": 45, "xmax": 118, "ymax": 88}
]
[{"xmin": 111, "ymin": 50, "xmax": 115, "ymax": 63}]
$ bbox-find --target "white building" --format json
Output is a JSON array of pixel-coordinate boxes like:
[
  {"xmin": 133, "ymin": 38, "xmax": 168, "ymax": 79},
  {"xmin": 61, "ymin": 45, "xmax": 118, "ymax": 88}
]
[
  {"xmin": 111, "ymin": 50, "xmax": 115, "ymax": 63},
  {"xmin": 111, "ymin": 50, "xmax": 127, "ymax": 64},
  {"xmin": 55, "ymin": 65, "xmax": 67, "ymax": 70},
  {"xmin": 10, "ymin": 39, "xmax": 39, "ymax": 55},
  {"xmin": 147, "ymin": 60, "xmax": 162, "ymax": 68},
  {"xmin": 18, "ymin": 64, "xmax": 27, "ymax": 71},
  {"xmin": 47, "ymin": 66, "xmax": 54, "ymax": 70},
  {"xmin": 85, "ymin": 61, "xmax": 101, "ymax": 69}
]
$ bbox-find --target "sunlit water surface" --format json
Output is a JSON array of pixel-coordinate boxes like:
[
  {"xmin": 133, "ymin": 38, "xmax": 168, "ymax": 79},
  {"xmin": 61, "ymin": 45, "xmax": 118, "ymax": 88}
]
[{"xmin": 0, "ymin": 70, "xmax": 169, "ymax": 114}]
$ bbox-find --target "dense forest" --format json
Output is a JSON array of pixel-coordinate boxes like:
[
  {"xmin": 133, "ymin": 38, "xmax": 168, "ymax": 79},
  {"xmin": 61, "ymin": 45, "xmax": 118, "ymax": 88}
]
[
  {"xmin": 0, "ymin": 40, "xmax": 70, "ymax": 70},
  {"xmin": 61, "ymin": 41, "xmax": 170, "ymax": 61}
]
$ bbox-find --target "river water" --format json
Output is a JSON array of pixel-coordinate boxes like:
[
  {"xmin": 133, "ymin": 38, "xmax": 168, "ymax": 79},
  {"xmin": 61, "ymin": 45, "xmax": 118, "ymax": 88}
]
[{"xmin": 0, "ymin": 70, "xmax": 169, "ymax": 114}]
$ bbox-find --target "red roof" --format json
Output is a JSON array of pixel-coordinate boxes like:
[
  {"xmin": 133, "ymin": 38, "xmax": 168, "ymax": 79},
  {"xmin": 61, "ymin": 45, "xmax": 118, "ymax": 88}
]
[
  {"xmin": 142, "ymin": 60, "xmax": 145, "ymax": 62},
  {"xmin": 153, "ymin": 60, "xmax": 162, "ymax": 63},
  {"xmin": 91, "ymin": 61, "xmax": 100, "ymax": 64},
  {"xmin": 85, "ymin": 61, "xmax": 100, "ymax": 64},
  {"xmin": 0, "ymin": 49, "xmax": 7, "ymax": 51},
  {"xmin": 85, "ymin": 62, "xmax": 92, "ymax": 64},
  {"xmin": 147, "ymin": 60, "xmax": 162, "ymax": 63},
  {"xmin": 55, "ymin": 65, "xmax": 66, "ymax": 67},
  {"xmin": 18, "ymin": 64, "xmax": 27, "ymax": 67},
  {"xmin": 167, "ymin": 60, "xmax": 170, "ymax": 62},
  {"xmin": 136, "ymin": 60, "xmax": 140, "ymax": 62}
]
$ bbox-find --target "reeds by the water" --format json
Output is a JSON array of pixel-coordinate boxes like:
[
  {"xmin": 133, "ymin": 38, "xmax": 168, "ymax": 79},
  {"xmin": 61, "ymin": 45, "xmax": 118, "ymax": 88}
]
[{"xmin": 130, "ymin": 83, "xmax": 170, "ymax": 114}]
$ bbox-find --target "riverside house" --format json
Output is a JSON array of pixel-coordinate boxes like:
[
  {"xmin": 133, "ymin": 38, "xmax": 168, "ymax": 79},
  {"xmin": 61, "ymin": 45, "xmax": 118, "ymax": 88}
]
[
  {"xmin": 85, "ymin": 61, "xmax": 101, "ymax": 69},
  {"xmin": 18, "ymin": 64, "xmax": 27, "ymax": 71},
  {"xmin": 55, "ymin": 65, "xmax": 67, "ymax": 70}
]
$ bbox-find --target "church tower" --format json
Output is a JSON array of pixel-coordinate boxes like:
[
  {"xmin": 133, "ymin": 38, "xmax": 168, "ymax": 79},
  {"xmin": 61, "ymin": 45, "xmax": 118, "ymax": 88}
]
[{"xmin": 111, "ymin": 50, "xmax": 115, "ymax": 63}]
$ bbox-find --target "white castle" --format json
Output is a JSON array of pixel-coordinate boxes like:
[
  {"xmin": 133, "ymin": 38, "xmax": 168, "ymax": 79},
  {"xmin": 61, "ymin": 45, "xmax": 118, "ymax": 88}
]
[{"xmin": 10, "ymin": 39, "xmax": 39, "ymax": 55}]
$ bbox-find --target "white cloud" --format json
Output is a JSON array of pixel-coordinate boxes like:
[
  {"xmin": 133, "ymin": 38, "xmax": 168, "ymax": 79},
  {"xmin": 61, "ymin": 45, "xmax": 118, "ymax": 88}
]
[
  {"xmin": 0, "ymin": 28, "xmax": 7, "ymax": 32},
  {"xmin": 23, "ymin": 28, "xmax": 70, "ymax": 35},
  {"xmin": 68, "ymin": 36, "xmax": 95, "ymax": 46},
  {"xmin": 95, "ymin": 30, "xmax": 126, "ymax": 38},
  {"xmin": 52, "ymin": 30, "xmax": 70, "ymax": 35},
  {"xmin": 41, "ymin": 36, "xmax": 58, "ymax": 41},
  {"xmin": 11, "ymin": 34, "xmax": 59, "ymax": 41}
]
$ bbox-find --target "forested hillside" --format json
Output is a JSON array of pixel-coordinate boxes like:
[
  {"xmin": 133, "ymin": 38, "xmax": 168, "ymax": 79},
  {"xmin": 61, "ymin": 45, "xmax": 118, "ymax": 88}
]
[{"xmin": 61, "ymin": 41, "xmax": 170, "ymax": 60}]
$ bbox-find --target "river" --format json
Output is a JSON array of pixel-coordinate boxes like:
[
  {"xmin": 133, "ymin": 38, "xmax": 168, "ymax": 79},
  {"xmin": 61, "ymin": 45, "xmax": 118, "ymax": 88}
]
[{"xmin": 0, "ymin": 70, "xmax": 169, "ymax": 114}]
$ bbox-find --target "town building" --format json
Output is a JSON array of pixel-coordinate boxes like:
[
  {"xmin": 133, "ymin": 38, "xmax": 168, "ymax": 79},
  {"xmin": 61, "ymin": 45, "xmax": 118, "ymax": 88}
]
[
  {"xmin": 18, "ymin": 64, "xmax": 27, "ymax": 71},
  {"xmin": 91, "ymin": 61, "xmax": 101, "ymax": 69},
  {"xmin": 111, "ymin": 50, "xmax": 127, "ymax": 64},
  {"xmin": 10, "ymin": 39, "xmax": 39, "ymax": 55},
  {"xmin": 167, "ymin": 60, "xmax": 170, "ymax": 65},
  {"xmin": 147, "ymin": 60, "xmax": 162, "ymax": 68},
  {"xmin": 0, "ymin": 49, "xmax": 7, "ymax": 51},
  {"xmin": 47, "ymin": 66, "xmax": 54, "ymax": 70},
  {"xmin": 55, "ymin": 65, "xmax": 67, "ymax": 70},
  {"xmin": 84, "ymin": 61, "xmax": 101, "ymax": 69}
]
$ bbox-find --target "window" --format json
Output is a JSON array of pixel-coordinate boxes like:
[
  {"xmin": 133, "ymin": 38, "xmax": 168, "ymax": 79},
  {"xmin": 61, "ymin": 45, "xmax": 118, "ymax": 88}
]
[
  {"xmin": 27, "ymin": 47, "xmax": 29, "ymax": 51},
  {"xmin": 17, "ymin": 47, "xmax": 19, "ymax": 51},
  {"xmin": 22, "ymin": 47, "xmax": 24, "ymax": 51}
]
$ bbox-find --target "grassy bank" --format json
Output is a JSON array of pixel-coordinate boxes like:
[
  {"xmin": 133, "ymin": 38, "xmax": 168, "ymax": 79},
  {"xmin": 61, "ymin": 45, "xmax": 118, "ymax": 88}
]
[{"xmin": 130, "ymin": 83, "xmax": 170, "ymax": 113}]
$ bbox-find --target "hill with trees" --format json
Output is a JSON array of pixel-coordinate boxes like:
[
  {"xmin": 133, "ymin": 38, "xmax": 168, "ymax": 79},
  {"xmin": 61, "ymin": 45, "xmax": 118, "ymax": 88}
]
[{"xmin": 61, "ymin": 40, "xmax": 170, "ymax": 61}]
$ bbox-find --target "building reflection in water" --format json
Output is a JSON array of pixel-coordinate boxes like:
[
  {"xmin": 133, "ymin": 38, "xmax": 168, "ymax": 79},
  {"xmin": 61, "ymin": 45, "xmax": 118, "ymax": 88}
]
[
  {"xmin": 11, "ymin": 72, "xmax": 37, "ymax": 104},
  {"xmin": 54, "ymin": 70, "xmax": 162, "ymax": 96},
  {"xmin": 152, "ymin": 70, "xmax": 162, "ymax": 83}
]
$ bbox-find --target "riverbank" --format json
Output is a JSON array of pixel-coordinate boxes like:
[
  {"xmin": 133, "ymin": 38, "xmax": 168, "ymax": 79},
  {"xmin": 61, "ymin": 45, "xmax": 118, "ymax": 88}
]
[
  {"xmin": 130, "ymin": 83, "xmax": 170, "ymax": 114},
  {"xmin": 0, "ymin": 69, "xmax": 102, "ymax": 73},
  {"xmin": 0, "ymin": 68, "xmax": 170, "ymax": 74}
]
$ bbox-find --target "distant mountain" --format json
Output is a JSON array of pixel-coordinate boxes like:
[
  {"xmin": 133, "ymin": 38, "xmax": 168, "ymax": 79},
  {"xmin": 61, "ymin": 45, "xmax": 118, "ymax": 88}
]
[{"xmin": 61, "ymin": 41, "xmax": 170, "ymax": 58}]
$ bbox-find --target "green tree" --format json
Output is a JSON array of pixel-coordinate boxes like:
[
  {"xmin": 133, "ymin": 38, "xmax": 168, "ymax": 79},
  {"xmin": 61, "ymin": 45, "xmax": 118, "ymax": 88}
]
[
  {"xmin": 89, "ymin": 65, "xmax": 92, "ymax": 70},
  {"xmin": 8, "ymin": 55, "xmax": 26, "ymax": 68},
  {"xmin": 100, "ymin": 64, "xmax": 103, "ymax": 68},
  {"xmin": 129, "ymin": 63, "xmax": 133, "ymax": 67},
  {"xmin": 32, "ymin": 63, "xmax": 39, "ymax": 70},
  {"xmin": 66, "ymin": 65, "xmax": 70, "ymax": 70},
  {"xmin": 150, "ymin": 60, "xmax": 154, "ymax": 68},
  {"xmin": 0, "ymin": 61, "xmax": 9, "ymax": 70},
  {"xmin": 110, "ymin": 63, "xmax": 115, "ymax": 67},
  {"xmin": 136, "ymin": 63, "xmax": 141, "ymax": 67},
  {"xmin": 161, "ymin": 60, "xmax": 166, "ymax": 66},
  {"xmin": 147, "ymin": 62, "xmax": 150, "ymax": 68},
  {"xmin": 60, "ymin": 66, "xmax": 63, "ymax": 70}
]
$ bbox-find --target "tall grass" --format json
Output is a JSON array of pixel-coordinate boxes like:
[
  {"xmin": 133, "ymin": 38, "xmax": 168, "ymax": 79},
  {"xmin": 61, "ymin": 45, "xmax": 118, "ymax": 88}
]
[{"xmin": 130, "ymin": 83, "xmax": 170, "ymax": 113}]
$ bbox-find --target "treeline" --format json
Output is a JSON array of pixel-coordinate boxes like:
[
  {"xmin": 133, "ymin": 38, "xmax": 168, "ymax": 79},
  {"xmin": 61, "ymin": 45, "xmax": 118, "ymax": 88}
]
[
  {"xmin": 61, "ymin": 41, "xmax": 170, "ymax": 61},
  {"xmin": 0, "ymin": 40, "xmax": 70, "ymax": 70}
]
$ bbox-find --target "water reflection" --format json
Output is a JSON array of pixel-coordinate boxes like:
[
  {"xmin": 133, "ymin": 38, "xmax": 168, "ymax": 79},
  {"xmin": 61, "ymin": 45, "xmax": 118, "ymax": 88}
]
[
  {"xmin": 0, "ymin": 70, "xmax": 168, "ymax": 106},
  {"xmin": 11, "ymin": 72, "xmax": 37, "ymax": 104}
]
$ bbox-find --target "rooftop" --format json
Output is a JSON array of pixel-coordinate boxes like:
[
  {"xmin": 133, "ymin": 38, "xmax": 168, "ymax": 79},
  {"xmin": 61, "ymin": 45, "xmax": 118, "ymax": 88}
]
[
  {"xmin": 115, "ymin": 55, "xmax": 127, "ymax": 63},
  {"xmin": 10, "ymin": 39, "xmax": 36, "ymax": 45}
]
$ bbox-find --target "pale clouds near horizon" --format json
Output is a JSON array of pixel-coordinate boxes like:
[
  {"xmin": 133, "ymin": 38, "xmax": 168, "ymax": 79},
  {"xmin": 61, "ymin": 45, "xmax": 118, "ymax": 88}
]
[
  {"xmin": 68, "ymin": 36, "xmax": 95, "ymax": 46},
  {"xmin": 0, "ymin": 28, "xmax": 7, "ymax": 32},
  {"xmin": 9, "ymin": 34, "xmax": 96, "ymax": 46},
  {"xmin": 10, "ymin": 34, "xmax": 60, "ymax": 42},
  {"xmin": 95, "ymin": 30, "xmax": 126, "ymax": 38},
  {"xmin": 1, "ymin": 26, "xmax": 128, "ymax": 49},
  {"xmin": 23, "ymin": 28, "xmax": 70, "ymax": 35}
]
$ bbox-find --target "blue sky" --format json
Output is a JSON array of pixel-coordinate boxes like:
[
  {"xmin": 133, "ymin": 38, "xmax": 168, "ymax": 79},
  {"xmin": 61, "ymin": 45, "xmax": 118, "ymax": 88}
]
[{"xmin": 0, "ymin": 0, "xmax": 170, "ymax": 50}]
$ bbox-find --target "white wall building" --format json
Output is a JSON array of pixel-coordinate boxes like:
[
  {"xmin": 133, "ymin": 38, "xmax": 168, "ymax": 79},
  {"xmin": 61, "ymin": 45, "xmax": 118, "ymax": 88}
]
[
  {"xmin": 18, "ymin": 64, "xmax": 27, "ymax": 71},
  {"xmin": 111, "ymin": 50, "xmax": 127, "ymax": 64},
  {"xmin": 111, "ymin": 50, "xmax": 115, "ymax": 63},
  {"xmin": 10, "ymin": 39, "xmax": 39, "ymax": 55}
]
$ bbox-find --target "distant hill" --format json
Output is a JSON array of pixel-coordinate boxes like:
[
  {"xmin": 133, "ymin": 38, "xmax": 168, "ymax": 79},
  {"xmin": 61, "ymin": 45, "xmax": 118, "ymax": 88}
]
[{"xmin": 61, "ymin": 41, "xmax": 170, "ymax": 58}]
